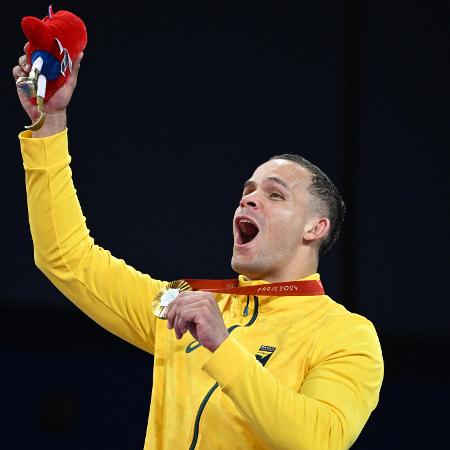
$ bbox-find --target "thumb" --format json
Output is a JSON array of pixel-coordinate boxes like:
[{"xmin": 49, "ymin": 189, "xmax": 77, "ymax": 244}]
[
  {"xmin": 66, "ymin": 52, "xmax": 84, "ymax": 88},
  {"xmin": 73, "ymin": 52, "xmax": 84, "ymax": 72}
]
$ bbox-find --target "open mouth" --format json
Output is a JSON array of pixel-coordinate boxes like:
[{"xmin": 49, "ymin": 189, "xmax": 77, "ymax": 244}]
[{"xmin": 236, "ymin": 217, "xmax": 260, "ymax": 245}]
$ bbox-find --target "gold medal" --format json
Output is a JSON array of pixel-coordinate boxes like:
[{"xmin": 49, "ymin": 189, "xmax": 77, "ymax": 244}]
[
  {"xmin": 16, "ymin": 64, "xmax": 46, "ymax": 131},
  {"xmin": 152, "ymin": 280, "xmax": 192, "ymax": 319}
]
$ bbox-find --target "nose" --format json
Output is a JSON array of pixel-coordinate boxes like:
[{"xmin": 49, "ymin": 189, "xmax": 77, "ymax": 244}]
[{"xmin": 239, "ymin": 191, "xmax": 261, "ymax": 209}]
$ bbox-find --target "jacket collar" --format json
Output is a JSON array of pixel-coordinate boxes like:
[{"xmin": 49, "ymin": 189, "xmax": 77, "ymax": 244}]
[{"xmin": 237, "ymin": 273, "xmax": 321, "ymax": 287}]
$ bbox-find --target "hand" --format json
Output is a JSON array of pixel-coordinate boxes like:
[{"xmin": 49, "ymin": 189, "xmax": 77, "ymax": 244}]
[
  {"xmin": 12, "ymin": 43, "xmax": 83, "ymax": 136},
  {"xmin": 166, "ymin": 291, "xmax": 230, "ymax": 352}
]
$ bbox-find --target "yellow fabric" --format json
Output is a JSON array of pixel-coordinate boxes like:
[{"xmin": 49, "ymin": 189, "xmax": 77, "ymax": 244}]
[{"xmin": 19, "ymin": 128, "xmax": 383, "ymax": 450}]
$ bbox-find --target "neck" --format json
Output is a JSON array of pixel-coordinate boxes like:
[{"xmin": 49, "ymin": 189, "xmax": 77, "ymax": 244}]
[{"xmin": 244, "ymin": 250, "xmax": 319, "ymax": 283}]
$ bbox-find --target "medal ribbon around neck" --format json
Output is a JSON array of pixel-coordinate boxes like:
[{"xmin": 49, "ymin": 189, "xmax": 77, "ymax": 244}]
[{"xmin": 152, "ymin": 278, "xmax": 325, "ymax": 319}]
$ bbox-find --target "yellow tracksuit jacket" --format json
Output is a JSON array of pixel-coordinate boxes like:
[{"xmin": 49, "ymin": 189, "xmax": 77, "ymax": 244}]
[{"xmin": 19, "ymin": 129, "xmax": 383, "ymax": 450}]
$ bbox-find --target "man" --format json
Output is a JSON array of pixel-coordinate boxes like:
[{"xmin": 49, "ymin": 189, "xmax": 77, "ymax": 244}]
[{"xmin": 14, "ymin": 47, "xmax": 383, "ymax": 450}]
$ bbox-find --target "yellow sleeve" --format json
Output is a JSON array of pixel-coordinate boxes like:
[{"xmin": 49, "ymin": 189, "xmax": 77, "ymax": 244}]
[
  {"xmin": 19, "ymin": 128, "xmax": 163, "ymax": 354},
  {"xmin": 202, "ymin": 315, "xmax": 383, "ymax": 450}
]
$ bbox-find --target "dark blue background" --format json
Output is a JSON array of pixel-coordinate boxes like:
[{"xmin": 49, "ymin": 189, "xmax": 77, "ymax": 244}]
[{"xmin": 1, "ymin": 1, "xmax": 448, "ymax": 448}]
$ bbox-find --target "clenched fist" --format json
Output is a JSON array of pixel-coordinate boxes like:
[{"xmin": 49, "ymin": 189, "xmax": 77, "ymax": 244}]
[{"xmin": 12, "ymin": 43, "xmax": 83, "ymax": 137}]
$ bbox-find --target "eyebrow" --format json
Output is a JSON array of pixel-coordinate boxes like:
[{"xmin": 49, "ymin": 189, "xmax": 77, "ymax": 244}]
[{"xmin": 243, "ymin": 176, "xmax": 290, "ymax": 191}]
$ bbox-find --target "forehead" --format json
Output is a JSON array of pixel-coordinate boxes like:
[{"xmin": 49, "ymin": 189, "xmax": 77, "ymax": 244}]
[{"xmin": 249, "ymin": 159, "xmax": 312, "ymax": 189}]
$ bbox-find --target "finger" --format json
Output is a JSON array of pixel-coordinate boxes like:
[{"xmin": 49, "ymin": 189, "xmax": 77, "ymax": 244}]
[
  {"xmin": 74, "ymin": 51, "xmax": 84, "ymax": 70},
  {"xmin": 23, "ymin": 42, "xmax": 29, "ymax": 53},
  {"xmin": 173, "ymin": 303, "xmax": 195, "ymax": 338},
  {"xmin": 175, "ymin": 307, "xmax": 201, "ymax": 339},
  {"xmin": 18, "ymin": 55, "xmax": 30, "ymax": 72},
  {"xmin": 65, "ymin": 52, "xmax": 83, "ymax": 90},
  {"xmin": 71, "ymin": 52, "xmax": 83, "ymax": 78},
  {"xmin": 166, "ymin": 301, "xmax": 178, "ymax": 329},
  {"xmin": 174, "ymin": 313, "xmax": 184, "ymax": 339},
  {"xmin": 173, "ymin": 309, "xmax": 191, "ymax": 339},
  {"xmin": 173, "ymin": 302, "xmax": 190, "ymax": 338},
  {"xmin": 167, "ymin": 293, "xmax": 196, "ymax": 330},
  {"xmin": 176, "ymin": 293, "xmax": 217, "ymax": 318},
  {"xmin": 177, "ymin": 307, "xmax": 202, "ymax": 335},
  {"xmin": 187, "ymin": 322, "xmax": 198, "ymax": 341},
  {"xmin": 12, "ymin": 65, "xmax": 27, "ymax": 81}
]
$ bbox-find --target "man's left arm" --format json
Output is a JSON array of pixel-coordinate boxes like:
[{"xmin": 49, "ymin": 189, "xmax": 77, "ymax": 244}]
[{"xmin": 202, "ymin": 314, "xmax": 384, "ymax": 450}]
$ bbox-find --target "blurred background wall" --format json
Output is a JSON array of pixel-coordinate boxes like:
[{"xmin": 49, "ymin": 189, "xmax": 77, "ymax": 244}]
[{"xmin": 1, "ymin": 1, "xmax": 448, "ymax": 448}]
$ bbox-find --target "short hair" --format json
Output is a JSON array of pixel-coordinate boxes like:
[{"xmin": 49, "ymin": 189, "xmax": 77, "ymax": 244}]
[{"xmin": 269, "ymin": 154, "xmax": 346, "ymax": 254}]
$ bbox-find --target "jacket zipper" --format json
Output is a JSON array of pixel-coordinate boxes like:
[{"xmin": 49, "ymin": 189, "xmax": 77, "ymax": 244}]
[
  {"xmin": 188, "ymin": 383, "xmax": 219, "ymax": 450},
  {"xmin": 243, "ymin": 295, "xmax": 250, "ymax": 316},
  {"xmin": 188, "ymin": 295, "xmax": 259, "ymax": 449}
]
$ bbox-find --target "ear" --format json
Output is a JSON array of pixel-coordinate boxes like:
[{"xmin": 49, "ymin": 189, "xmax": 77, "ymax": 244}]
[{"xmin": 303, "ymin": 217, "xmax": 330, "ymax": 244}]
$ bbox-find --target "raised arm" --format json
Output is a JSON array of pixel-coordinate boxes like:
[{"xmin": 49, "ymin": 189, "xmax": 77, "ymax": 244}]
[{"xmin": 14, "ymin": 47, "xmax": 163, "ymax": 353}]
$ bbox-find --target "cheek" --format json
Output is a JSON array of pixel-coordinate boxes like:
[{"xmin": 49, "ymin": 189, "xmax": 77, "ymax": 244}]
[{"xmin": 269, "ymin": 210, "xmax": 304, "ymax": 240}]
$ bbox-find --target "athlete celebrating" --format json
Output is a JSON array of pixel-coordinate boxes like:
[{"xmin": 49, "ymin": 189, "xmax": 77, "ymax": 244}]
[{"xmin": 14, "ymin": 45, "xmax": 383, "ymax": 450}]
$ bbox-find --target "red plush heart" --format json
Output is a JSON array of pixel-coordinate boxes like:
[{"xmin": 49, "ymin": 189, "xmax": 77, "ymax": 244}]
[{"xmin": 22, "ymin": 8, "xmax": 87, "ymax": 101}]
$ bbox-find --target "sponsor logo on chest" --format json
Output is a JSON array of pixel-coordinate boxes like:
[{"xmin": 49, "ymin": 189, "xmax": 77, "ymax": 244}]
[{"xmin": 255, "ymin": 345, "xmax": 276, "ymax": 366}]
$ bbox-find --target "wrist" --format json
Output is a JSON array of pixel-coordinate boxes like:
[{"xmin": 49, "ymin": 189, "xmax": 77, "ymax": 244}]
[
  {"xmin": 31, "ymin": 111, "xmax": 67, "ymax": 138},
  {"xmin": 209, "ymin": 330, "xmax": 230, "ymax": 353}
]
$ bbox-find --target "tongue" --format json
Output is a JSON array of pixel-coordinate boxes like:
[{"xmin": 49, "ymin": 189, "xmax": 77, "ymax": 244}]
[{"xmin": 240, "ymin": 222, "xmax": 258, "ymax": 239}]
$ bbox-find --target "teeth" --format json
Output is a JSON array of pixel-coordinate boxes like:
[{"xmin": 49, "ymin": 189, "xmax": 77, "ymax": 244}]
[{"xmin": 240, "ymin": 219, "xmax": 255, "ymax": 225}]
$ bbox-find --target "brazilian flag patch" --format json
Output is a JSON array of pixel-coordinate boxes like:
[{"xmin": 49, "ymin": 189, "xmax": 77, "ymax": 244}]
[{"xmin": 255, "ymin": 345, "xmax": 276, "ymax": 367}]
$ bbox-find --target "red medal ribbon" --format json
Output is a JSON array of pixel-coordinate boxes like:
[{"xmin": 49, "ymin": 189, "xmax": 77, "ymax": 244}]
[{"xmin": 182, "ymin": 279, "xmax": 325, "ymax": 296}]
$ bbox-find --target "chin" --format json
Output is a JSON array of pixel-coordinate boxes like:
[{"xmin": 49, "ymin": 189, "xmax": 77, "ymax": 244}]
[{"xmin": 231, "ymin": 256, "xmax": 265, "ymax": 280}]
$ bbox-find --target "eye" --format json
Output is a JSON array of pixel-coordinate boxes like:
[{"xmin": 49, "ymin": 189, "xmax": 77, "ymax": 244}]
[{"xmin": 270, "ymin": 192, "xmax": 284, "ymax": 199}]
